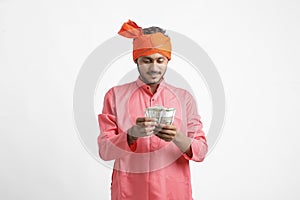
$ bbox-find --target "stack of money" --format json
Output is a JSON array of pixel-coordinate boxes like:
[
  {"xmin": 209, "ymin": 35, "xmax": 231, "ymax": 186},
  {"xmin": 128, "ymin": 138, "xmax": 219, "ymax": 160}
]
[{"xmin": 145, "ymin": 106, "xmax": 176, "ymax": 125}]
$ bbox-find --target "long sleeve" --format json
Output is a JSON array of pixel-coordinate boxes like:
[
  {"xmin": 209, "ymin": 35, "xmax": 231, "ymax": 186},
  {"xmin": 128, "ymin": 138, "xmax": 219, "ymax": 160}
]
[
  {"xmin": 97, "ymin": 88, "xmax": 135, "ymax": 161},
  {"xmin": 182, "ymin": 91, "xmax": 208, "ymax": 162}
]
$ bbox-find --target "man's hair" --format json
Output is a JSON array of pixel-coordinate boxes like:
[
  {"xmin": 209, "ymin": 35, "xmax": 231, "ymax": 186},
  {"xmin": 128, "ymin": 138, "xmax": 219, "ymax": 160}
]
[{"xmin": 143, "ymin": 26, "xmax": 168, "ymax": 36}]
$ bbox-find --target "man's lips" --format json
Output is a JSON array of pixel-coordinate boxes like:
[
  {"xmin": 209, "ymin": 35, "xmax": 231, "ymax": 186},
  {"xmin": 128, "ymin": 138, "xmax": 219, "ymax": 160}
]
[{"xmin": 147, "ymin": 72, "xmax": 161, "ymax": 76}]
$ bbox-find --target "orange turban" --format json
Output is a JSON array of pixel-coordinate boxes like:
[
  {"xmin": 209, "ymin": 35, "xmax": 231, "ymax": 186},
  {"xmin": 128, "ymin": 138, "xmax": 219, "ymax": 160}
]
[{"xmin": 118, "ymin": 20, "xmax": 172, "ymax": 62}]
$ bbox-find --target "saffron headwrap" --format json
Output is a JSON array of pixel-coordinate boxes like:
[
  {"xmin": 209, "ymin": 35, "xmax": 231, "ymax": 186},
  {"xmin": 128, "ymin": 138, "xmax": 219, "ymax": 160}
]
[{"xmin": 118, "ymin": 20, "xmax": 172, "ymax": 62}]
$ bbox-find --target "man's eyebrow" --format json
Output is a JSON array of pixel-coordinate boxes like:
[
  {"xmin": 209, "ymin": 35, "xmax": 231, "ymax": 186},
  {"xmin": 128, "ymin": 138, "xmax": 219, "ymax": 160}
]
[
  {"xmin": 142, "ymin": 56, "xmax": 165, "ymax": 60},
  {"xmin": 141, "ymin": 56, "xmax": 152, "ymax": 59}
]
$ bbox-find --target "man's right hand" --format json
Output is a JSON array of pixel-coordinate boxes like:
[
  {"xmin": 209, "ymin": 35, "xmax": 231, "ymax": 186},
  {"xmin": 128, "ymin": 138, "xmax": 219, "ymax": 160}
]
[{"xmin": 128, "ymin": 117, "xmax": 157, "ymax": 140}]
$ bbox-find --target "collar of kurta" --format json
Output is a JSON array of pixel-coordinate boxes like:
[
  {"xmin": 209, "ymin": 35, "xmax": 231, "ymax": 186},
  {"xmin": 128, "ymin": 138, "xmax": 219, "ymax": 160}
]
[{"xmin": 135, "ymin": 77, "xmax": 166, "ymax": 95}]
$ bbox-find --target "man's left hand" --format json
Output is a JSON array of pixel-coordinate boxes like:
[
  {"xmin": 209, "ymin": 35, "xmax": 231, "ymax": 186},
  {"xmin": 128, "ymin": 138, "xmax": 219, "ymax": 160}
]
[{"xmin": 155, "ymin": 124, "xmax": 177, "ymax": 142}]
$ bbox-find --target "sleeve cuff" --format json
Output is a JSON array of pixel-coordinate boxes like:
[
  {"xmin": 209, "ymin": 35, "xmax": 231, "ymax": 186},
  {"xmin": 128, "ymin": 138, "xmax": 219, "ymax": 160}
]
[{"xmin": 182, "ymin": 146, "xmax": 193, "ymax": 160}]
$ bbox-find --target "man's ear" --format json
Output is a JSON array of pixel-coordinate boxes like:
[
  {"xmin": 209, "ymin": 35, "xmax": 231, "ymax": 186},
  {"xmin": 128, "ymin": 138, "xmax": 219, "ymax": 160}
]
[
  {"xmin": 135, "ymin": 59, "xmax": 138, "ymax": 64},
  {"xmin": 136, "ymin": 57, "xmax": 140, "ymax": 67}
]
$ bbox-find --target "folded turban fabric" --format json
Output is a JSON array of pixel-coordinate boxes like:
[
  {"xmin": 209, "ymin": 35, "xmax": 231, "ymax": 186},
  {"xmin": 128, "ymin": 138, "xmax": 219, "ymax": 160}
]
[{"xmin": 118, "ymin": 20, "xmax": 172, "ymax": 62}]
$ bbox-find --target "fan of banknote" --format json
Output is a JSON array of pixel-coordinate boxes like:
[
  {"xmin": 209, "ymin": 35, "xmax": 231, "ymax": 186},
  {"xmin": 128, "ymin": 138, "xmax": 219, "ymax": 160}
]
[{"xmin": 145, "ymin": 106, "xmax": 176, "ymax": 125}]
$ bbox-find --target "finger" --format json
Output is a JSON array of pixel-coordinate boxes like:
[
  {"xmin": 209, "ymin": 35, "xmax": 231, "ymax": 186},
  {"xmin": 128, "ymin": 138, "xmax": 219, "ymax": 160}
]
[
  {"xmin": 156, "ymin": 129, "xmax": 176, "ymax": 137},
  {"xmin": 136, "ymin": 117, "xmax": 145, "ymax": 123},
  {"xmin": 157, "ymin": 124, "xmax": 176, "ymax": 130},
  {"xmin": 136, "ymin": 117, "xmax": 158, "ymax": 123},
  {"xmin": 137, "ymin": 121, "xmax": 157, "ymax": 127},
  {"xmin": 145, "ymin": 126, "xmax": 156, "ymax": 132},
  {"xmin": 144, "ymin": 117, "xmax": 158, "ymax": 122},
  {"xmin": 136, "ymin": 126, "xmax": 155, "ymax": 133},
  {"xmin": 155, "ymin": 133, "xmax": 174, "ymax": 142},
  {"xmin": 146, "ymin": 130, "xmax": 154, "ymax": 136},
  {"xmin": 154, "ymin": 126, "xmax": 163, "ymax": 133},
  {"xmin": 139, "ymin": 127, "xmax": 154, "ymax": 137}
]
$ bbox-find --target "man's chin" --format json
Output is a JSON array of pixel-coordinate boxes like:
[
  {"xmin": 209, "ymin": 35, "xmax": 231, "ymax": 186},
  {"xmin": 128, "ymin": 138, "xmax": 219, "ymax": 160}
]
[
  {"xmin": 139, "ymin": 75, "xmax": 163, "ymax": 85},
  {"xmin": 146, "ymin": 79, "xmax": 161, "ymax": 85}
]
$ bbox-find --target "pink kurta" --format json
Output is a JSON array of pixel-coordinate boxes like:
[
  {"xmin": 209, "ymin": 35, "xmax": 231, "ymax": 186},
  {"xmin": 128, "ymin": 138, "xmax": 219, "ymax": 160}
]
[{"xmin": 98, "ymin": 78, "xmax": 208, "ymax": 200}]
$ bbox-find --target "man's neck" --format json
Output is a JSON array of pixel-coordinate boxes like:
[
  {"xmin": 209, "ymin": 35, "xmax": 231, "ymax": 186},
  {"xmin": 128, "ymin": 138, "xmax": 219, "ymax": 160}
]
[
  {"xmin": 138, "ymin": 76, "xmax": 163, "ymax": 94},
  {"xmin": 148, "ymin": 83, "xmax": 159, "ymax": 94}
]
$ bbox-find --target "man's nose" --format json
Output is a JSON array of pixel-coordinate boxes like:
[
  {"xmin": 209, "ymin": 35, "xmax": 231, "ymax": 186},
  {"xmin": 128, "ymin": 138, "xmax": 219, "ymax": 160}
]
[{"xmin": 149, "ymin": 62, "xmax": 159, "ymax": 70}]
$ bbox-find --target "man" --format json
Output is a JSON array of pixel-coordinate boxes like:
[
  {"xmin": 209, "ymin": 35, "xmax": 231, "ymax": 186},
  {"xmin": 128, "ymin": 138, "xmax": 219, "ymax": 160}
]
[{"xmin": 98, "ymin": 20, "xmax": 208, "ymax": 200}]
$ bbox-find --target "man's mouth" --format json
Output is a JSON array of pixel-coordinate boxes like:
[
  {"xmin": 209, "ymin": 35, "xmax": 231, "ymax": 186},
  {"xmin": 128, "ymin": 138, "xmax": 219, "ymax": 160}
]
[{"xmin": 147, "ymin": 72, "xmax": 161, "ymax": 76}]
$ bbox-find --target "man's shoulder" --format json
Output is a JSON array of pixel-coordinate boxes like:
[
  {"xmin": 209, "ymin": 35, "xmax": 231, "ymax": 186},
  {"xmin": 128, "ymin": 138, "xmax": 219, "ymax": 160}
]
[
  {"xmin": 164, "ymin": 82, "xmax": 191, "ymax": 96},
  {"xmin": 105, "ymin": 81, "xmax": 136, "ymax": 95},
  {"xmin": 114, "ymin": 81, "xmax": 136, "ymax": 90},
  {"xmin": 163, "ymin": 82, "xmax": 197, "ymax": 104}
]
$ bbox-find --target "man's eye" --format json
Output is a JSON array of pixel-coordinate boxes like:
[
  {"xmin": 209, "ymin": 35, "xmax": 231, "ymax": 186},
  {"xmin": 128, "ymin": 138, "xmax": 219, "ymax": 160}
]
[
  {"xmin": 157, "ymin": 58, "xmax": 165, "ymax": 63},
  {"xmin": 143, "ymin": 59, "xmax": 151, "ymax": 63}
]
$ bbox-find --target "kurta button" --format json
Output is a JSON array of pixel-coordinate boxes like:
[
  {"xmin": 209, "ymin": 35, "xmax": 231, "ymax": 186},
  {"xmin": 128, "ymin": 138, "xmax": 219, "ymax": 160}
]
[{"xmin": 152, "ymin": 99, "xmax": 154, "ymax": 101}]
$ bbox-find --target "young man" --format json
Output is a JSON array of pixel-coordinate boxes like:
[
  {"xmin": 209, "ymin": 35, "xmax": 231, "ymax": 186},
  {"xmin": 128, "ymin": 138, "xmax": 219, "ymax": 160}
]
[{"xmin": 98, "ymin": 20, "xmax": 208, "ymax": 200}]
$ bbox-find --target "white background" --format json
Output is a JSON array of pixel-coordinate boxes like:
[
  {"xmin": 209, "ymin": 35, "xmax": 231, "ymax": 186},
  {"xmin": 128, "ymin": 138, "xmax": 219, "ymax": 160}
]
[{"xmin": 1, "ymin": 0, "xmax": 300, "ymax": 199}]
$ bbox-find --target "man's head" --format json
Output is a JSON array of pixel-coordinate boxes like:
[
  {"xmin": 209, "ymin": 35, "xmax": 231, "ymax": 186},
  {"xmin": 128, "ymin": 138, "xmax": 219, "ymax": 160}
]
[
  {"xmin": 118, "ymin": 20, "xmax": 172, "ymax": 85},
  {"xmin": 118, "ymin": 20, "xmax": 172, "ymax": 62},
  {"xmin": 136, "ymin": 26, "xmax": 169, "ymax": 85}
]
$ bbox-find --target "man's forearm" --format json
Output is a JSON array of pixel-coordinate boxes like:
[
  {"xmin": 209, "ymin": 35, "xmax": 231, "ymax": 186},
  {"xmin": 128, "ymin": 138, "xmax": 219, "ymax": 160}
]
[{"xmin": 173, "ymin": 132, "xmax": 192, "ymax": 157}]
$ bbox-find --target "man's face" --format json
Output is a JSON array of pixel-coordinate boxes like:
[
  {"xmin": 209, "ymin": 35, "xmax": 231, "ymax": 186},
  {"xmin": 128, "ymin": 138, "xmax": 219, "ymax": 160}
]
[{"xmin": 136, "ymin": 53, "xmax": 168, "ymax": 85}]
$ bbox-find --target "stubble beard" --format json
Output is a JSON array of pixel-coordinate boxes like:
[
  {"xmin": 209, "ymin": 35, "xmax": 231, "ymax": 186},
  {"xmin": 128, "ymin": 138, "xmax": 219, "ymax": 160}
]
[{"xmin": 137, "ymin": 65, "xmax": 167, "ymax": 85}]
